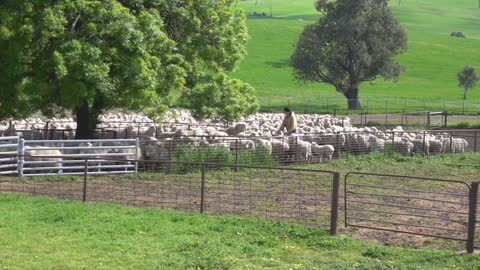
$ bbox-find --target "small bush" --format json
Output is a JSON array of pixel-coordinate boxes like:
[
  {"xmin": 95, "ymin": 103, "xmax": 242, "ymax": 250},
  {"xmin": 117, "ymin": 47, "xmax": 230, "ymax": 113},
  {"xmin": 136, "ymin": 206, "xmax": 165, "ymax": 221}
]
[
  {"xmin": 248, "ymin": 11, "xmax": 269, "ymax": 17},
  {"xmin": 362, "ymin": 246, "xmax": 389, "ymax": 259},
  {"xmin": 452, "ymin": 121, "xmax": 471, "ymax": 128},
  {"xmin": 365, "ymin": 121, "xmax": 382, "ymax": 127},
  {"xmin": 237, "ymin": 146, "xmax": 279, "ymax": 167},
  {"xmin": 450, "ymin": 31, "xmax": 466, "ymax": 38},
  {"xmin": 448, "ymin": 121, "xmax": 480, "ymax": 129},
  {"xmin": 171, "ymin": 145, "xmax": 278, "ymax": 174}
]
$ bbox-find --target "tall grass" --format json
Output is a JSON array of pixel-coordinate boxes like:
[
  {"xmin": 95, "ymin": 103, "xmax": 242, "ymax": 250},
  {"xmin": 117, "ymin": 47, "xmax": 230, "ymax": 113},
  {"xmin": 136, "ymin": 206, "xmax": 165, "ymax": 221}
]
[{"xmin": 171, "ymin": 145, "xmax": 279, "ymax": 173}]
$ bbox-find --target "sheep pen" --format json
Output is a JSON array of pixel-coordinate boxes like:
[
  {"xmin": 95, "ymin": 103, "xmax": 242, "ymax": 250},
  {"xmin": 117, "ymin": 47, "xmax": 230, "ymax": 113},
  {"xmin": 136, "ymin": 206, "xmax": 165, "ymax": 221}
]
[{"xmin": 0, "ymin": 109, "xmax": 478, "ymax": 175}]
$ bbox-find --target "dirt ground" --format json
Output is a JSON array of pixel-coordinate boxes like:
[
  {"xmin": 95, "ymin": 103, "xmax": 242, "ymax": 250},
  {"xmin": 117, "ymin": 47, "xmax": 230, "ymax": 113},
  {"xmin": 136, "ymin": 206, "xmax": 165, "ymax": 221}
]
[{"xmin": 1, "ymin": 170, "xmax": 477, "ymax": 251}]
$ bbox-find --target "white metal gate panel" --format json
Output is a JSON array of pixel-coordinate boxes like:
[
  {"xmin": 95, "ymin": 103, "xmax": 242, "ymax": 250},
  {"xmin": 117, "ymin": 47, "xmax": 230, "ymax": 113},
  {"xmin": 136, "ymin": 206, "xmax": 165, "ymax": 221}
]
[
  {"xmin": 0, "ymin": 136, "xmax": 19, "ymax": 175},
  {"xmin": 20, "ymin": 139, "xmax": 139, "ymax": 177}
]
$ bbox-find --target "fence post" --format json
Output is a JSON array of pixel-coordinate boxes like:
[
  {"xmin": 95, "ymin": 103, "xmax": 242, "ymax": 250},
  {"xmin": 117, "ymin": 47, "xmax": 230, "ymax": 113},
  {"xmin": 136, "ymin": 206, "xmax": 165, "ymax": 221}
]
[
  {"xmin": 474, "ymin": 131, "xmax": 478, "ymax": 152},
  {"xmin": 167, "ymin": 138, "xmax": 173, "ymax": 173},
  {"xmin": 330, "ymin": 172, "xmax": 340, "ymax": 235},
  {"xmin": 427, "ymin": 112, "xmax": 431, "ymax": 130},
  {"xmin": 235, "ymin": 139, "xmax": 239, "ymax": 172},
  {"xmin": 444, "ymin": 110, "xmax": 448, "ymax": 128},
  {"xmin": 294, "ymin": 136, "xmax": 298, "ymax": 163},
  {"xmin": 449, "ymin": 135, "xmax": 453, "ymax": 153},
  {"xmin": 134, "ymin": 138, "xmax": 139, "ymax": 173},
  {"xmin": 200, "ymin": 164, "xmax": 206, "ymax": 214},
  {"xmin": 466, "ymin": 182, "xmax": 478, "ymax": 254},
  {"xmin": 422, "ymin": 131, "xmax": 427, "ymax": 156},
  {"xmin": 335, "ymin": 134, "xmax": 340, "ymax": 159},
  {"xmin": 390, "ymin": 132, "xmax": 395, "ymax": 156},
  {"xmin": 83, "ymin": 159, "xmax": 88, "ymax": 202},
  {"xmin": 385, "ymin": 114, "xmax": 388, "ymax": 129},
  {"xmin": 18, "ymin": 138, "xmax": 24, "ymax": 177}
]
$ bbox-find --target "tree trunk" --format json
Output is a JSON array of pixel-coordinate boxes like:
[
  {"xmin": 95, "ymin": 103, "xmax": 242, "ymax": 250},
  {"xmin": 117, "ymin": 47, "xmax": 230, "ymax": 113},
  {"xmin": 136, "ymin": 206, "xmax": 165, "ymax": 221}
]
[
  {"xmin": 344, "ymin": 87, "xmax": 362, "ymax": 110},
  {"xmin": 74, "ymin": 97, "xmax": 104, "ymax": 139},
  {"xmin": 464, "ymin": 88, "xmax": 467, "ymax": 100}
]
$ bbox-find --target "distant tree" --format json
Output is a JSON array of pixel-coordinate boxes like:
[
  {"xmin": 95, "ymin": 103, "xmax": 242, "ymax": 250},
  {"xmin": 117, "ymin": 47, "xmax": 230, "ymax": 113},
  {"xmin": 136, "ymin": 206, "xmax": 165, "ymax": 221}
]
[
  {"xmin": 292, "ymin": 0, "xmax": 407, "ymax": 109},
  {"xmin": 458, "ymin": 65, "xmax": 479, "ymax": 100},
  {"xmin": 0, "ymin": 0, "xmax": 257, "ymax": 138}
]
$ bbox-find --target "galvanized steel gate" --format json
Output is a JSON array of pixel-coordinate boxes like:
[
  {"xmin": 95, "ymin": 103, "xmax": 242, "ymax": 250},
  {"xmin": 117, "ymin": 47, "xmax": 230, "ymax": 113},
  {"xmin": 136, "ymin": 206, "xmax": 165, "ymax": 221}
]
[{"xmin": 344, "ymin": 172, "xmax": 478, "ymax": 253}]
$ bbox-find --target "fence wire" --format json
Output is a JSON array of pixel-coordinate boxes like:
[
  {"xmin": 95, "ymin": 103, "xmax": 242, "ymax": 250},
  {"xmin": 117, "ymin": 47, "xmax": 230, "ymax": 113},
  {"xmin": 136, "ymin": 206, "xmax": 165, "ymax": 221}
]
[
  {"xmin": 0, "ymin": 156, "xmax": 479, "ymax": 252},
  {"xmin": 0, "ymin": 159, "xmax": 338, "ymax": 231},
  {"xmin": 345, "ymin": 173, "xmax": 475, "ymax": 250}
]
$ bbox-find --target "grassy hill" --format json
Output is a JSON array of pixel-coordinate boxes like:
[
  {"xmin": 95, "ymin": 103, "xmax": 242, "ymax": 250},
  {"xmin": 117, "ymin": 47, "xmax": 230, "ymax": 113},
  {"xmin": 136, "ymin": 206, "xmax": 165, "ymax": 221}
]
[{"xmin": 233, "ymin": 0, "xmax": 480, "ymax": 113}]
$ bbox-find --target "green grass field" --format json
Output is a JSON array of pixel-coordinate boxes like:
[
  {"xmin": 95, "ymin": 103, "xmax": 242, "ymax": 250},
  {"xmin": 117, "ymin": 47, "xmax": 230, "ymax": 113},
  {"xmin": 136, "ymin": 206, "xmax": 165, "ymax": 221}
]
[
  {"xmin": 233, "ymin": 0, "xmax": 480, "ymax": 113},
  {"xmin": 1, "ymin": 194, "xmax": 480, "ymax": 269}
]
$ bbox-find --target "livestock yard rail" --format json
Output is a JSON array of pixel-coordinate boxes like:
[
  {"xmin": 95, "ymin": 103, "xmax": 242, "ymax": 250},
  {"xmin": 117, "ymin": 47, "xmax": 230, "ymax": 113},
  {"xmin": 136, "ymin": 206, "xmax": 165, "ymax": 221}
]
[
  {"xmin": 0, "ymin": 130, "xmax": 479, "ymax": 177},
  {"xmin": 0, "ymin": 136, "xmax": 19, "ymax": 175},
  {"xmin": 0, "ymin": 138, "xmax": 139, "ymax": 177},
  {"xmin": 345, "ymin": 173, "xmax": 478, "ymax": 253},
  {"xmin": 0, "ymin": 158, "xmax": 478, "ymax": 253}
]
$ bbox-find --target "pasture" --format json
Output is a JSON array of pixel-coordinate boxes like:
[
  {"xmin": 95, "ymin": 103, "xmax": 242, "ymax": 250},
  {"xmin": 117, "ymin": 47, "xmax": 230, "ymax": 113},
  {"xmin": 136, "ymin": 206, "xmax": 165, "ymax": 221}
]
[
  {"xmin": 1, "ymin": 153, "xmax": 480, "ymax": 252},
  {"xmin": 1, "ymin": 193, "xmax": 480, "ymax": 270},
  {"xmin": 233, "ymin": 0, "xmax": 480, "ymax": 113}
]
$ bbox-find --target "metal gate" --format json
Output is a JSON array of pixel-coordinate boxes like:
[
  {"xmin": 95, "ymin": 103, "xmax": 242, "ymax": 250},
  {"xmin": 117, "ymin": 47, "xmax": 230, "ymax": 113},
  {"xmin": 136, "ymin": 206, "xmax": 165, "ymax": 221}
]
[
  {"xmin": 344, "ymin": 172, "xmax": 478, "ymax": 253},
  {"xmin": 0, "ymin": 136, "xmax": 19, "ymax": 175}
]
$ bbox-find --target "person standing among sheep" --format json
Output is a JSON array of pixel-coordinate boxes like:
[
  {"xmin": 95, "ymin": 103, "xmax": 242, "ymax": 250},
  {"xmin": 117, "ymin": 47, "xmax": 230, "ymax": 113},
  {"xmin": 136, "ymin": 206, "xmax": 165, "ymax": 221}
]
[{"xmin": 276, "ymin": 107, "xmax": 298, "ymax": 135}]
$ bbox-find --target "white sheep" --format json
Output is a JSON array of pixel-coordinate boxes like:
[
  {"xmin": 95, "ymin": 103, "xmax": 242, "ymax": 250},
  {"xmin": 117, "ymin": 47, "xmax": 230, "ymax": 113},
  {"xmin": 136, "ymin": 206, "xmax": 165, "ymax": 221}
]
[
  {"xmin": 311, "ymin": 143, "xmax": 334, "ymax": 163},
  {"xmin": 428, "ymin": 139, "xmax": 442, "ymax": 156},
  {"xmin": 411, "ymin": 139, "xmax": 430, "ymax": 156},
  {"xmin": 287, "ymin": 137, "xmax": 311, "ymax": 163},
  {"xmin": 23, "ymin": 147, "xmax": 62, "ymax": 173}
]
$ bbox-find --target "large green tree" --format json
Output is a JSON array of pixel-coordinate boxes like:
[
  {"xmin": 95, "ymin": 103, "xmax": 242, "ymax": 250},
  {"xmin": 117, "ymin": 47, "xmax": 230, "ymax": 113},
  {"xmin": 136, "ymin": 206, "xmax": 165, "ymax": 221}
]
[
  {"xmin": 0, "ymin": 0, "xmax": 258, "ymax": 138},
  {"xmin": 292, "ymin": 0, "xmax": 407, "ymax": 110}
]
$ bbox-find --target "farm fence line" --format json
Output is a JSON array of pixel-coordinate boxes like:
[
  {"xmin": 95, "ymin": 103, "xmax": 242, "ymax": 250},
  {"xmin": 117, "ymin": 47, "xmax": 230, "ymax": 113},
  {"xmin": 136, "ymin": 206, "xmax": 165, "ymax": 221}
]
[
  {"xmin": 0, "ymin": 129, "xmax": 480, "ymax": 177},
  {"xmin": 259, "ymin": 96, "xmax": 480, "ymax": 116},
  {"xmin": 1, "ymin": 112, "xmax": 479, "ymax": 141},
  {"xmin": 0, "ymin": 157, "xmax": 478, "ymax": 253},
  {"xmin": 0, "ymin": 138, "xmax": 139, "ymax": 177}
]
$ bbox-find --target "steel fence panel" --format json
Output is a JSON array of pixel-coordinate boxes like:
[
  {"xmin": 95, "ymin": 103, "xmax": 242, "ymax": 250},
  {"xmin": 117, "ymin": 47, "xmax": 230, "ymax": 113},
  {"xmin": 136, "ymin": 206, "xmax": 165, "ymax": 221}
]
[{"xmin": 344, "ymin": 172, "xmax": 476, "ymax": 252}]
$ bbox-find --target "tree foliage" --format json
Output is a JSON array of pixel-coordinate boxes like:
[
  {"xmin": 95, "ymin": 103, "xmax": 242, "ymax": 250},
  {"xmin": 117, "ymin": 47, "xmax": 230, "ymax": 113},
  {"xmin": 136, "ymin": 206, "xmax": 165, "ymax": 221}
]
[
  {"xmin": 0, "ymin": 0, "xmax": 258, "ymax": 138},
  {"xmin": 458, "ymin": 65, "xmax": 479, "ymax": 100},
  {"xmin": 293, "ymin": 0, "xmax": 407, "ymax": 109}
]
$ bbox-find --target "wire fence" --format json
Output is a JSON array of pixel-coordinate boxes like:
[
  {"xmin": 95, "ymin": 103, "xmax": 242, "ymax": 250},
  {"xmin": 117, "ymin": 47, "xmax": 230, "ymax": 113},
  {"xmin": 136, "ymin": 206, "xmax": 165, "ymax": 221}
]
[
  {"xmin": 0, "ymin": 157, "xmax": 479, "ymax": 252},
  {"xmin": 0, "ymin": 159, "xmax": 339, "ymax": 233},
  {"xmin": 0, "ymin": 130, "xmax": 479, "ymax": 176},
  {"xmin": 259, "ymin": 97, "xmax": 480, "ymax": 116},
  {"xmin": 1, "ymin": 111, "xmax": 479, "ymax": 141},
  {"xmin": 345, "ymin": 172, "xmax": 477, "ymax": 252}
]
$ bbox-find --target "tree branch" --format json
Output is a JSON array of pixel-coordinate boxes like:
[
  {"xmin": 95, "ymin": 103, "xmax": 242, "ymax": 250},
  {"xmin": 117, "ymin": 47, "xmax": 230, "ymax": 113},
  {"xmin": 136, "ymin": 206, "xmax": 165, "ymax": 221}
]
[
  {"xmin": 70, "ymin": 13, "xmax": 81, "ymax": 34},
  {"xmin": 313, "ymin": 68, "xmax": 335, "ymax": 85}
]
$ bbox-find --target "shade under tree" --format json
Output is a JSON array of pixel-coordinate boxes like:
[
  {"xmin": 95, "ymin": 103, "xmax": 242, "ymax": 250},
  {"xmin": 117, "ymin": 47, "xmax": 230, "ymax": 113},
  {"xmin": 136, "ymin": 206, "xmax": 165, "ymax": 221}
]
[{"xmin": 0, "ymin": 0, "xmax": 258, "ymax": 138}]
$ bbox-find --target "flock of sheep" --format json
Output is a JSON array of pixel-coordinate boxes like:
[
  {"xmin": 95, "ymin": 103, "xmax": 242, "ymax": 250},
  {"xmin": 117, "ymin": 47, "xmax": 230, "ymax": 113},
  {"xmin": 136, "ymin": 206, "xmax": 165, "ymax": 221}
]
[{"xmin": 0, "ymin": 110, "xmax": 470, "ymax": 170}]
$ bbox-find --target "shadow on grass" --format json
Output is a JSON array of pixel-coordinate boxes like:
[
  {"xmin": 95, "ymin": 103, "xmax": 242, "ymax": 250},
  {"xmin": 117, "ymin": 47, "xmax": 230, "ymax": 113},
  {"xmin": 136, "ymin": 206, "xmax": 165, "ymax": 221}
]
[{"xmin": 265, "ymin": 59, "xmax": 290, "ymax": 68}]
